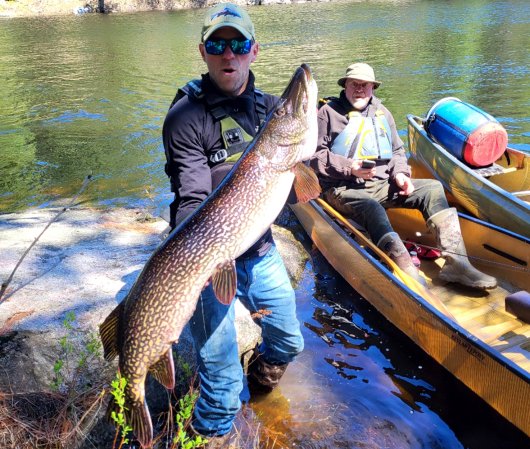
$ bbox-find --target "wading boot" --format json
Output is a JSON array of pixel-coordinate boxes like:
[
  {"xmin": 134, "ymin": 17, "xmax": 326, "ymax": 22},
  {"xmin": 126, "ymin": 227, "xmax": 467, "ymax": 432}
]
[
  {"xmin": 190, "ymin": 424, "xmax": 234, "ymax": 449},
  {"xmin": 377, "ymin": 232, "xmax": 427, "ymax": 286},
  {"xmin": 427, "ymin": 208, "xmax": 497, "ymax": 289},
  {"xmin": 203, "ymin": 434, "xmax": 230, "ymax": 449},
  {"xmin": 247, "ymin": 347, "xmax": 288, "ymax": 395}
]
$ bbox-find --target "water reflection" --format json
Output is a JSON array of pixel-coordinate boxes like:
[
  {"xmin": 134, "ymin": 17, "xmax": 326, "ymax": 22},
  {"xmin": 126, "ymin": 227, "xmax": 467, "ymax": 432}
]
[{"xmin": 245, "ymin": 245, "xmax": 529, "ymax": 449}]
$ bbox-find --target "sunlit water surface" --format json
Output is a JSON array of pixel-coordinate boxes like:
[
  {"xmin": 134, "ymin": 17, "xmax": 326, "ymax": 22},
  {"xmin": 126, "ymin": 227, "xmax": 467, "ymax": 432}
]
[
  {"xmin": 0, "ymin": 0, "xmax": 528, "ymax": 213},
  {"xmin": 1, "ymin": 1, "xmax": 529, "ymax": 448}
]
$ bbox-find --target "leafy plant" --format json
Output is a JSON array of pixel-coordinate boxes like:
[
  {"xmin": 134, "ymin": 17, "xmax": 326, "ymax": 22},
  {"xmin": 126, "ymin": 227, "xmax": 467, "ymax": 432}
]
[
  {"xmin": 172, "ymin": 389, "xmax": 208, "ymax": 449},
  {"xmin": 51, "ymin": 311, "xmax": 102, "ymax": 393},
  {"xmin": 109, "ymin": 372, "xmax": 133, "ymax": 449},
  {"xmin": 174, "ymin": 352, "xmax": 194, "ymax": 381}
]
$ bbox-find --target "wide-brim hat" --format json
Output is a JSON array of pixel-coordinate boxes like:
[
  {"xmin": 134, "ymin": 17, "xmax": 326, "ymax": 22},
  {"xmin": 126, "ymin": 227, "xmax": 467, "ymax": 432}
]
[
  {"xmin": 202, "ymin": 3, "xmax": 255, "ymax": 42},
  {"xmin": 337, "ymin": 63, "xmax": 381, "ymax": 89}
]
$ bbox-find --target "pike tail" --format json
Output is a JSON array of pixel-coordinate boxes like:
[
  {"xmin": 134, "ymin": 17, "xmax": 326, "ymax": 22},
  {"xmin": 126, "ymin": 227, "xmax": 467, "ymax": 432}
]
[{"xmin": 127, "ymin": 400, "xmax": 154, "ymax": 448}]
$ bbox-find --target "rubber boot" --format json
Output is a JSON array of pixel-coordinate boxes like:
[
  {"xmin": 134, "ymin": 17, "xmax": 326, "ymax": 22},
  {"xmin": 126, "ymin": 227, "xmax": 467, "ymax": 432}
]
[
  {"xmin": 377, "ymin": 232, "xmax": 427, "ymax": 286},
  {"xmin": 427, "ymin": 208, "xmax": 497, "ymax": 289},
  {"xmin": 247, "ymin": 347, "xmax": 288, "ymax": 395}
]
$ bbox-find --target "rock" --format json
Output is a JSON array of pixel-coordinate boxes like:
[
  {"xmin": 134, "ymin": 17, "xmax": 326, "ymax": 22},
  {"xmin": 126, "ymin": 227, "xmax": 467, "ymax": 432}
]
[
  {"xmin": 0, "ymin": 205, "xmax": 309, "ymax": 423},
  {"xmin": 0, "ymin": 0, "xmax": 327, "ymax": 18}
]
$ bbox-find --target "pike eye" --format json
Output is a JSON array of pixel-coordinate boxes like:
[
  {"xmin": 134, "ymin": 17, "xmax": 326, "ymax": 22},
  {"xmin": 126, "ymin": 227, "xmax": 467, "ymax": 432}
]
[{"xmin": 275, "ymin": 107, "xmax": 286, "ymax": 117}]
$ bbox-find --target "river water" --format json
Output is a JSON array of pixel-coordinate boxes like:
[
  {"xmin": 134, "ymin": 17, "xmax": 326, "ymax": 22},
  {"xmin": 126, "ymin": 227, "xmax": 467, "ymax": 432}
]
[{"xmin": 1, "ymin": 1, "xmax": 529, "ymax": 448}]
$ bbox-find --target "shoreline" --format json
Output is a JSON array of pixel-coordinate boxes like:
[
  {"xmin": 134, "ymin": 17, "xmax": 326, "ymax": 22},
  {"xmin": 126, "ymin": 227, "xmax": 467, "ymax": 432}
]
[{"xmin": 0, "ymin": 0, "xmax": 325, "ymax": 19}]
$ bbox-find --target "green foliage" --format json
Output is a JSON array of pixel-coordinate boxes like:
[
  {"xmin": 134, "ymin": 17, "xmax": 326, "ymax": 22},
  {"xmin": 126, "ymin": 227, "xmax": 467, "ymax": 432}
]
[
  {"xmin": 50, "ymin": 311, "xmax": 103, "ymax": 393},
  {"xmin": 169, "ymin": 351, "xmax": 207, "ymax": 447},
  {"xmin": 174, "ymin": 352, "xmax": 193, "ymax": 381},
  {"xmin": 172, "ymin": 390, "xmax": 208, "ymax": 449},
  {"xmin": 110, "ymin": 372, "xmax": 133, "ymax": 447}
]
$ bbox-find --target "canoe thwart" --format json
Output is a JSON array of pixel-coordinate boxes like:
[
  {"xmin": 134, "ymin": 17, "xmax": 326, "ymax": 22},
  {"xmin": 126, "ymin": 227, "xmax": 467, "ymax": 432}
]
[{"xmin": 506, "ymin": 291, "xmax": 530, "ymax": 324}]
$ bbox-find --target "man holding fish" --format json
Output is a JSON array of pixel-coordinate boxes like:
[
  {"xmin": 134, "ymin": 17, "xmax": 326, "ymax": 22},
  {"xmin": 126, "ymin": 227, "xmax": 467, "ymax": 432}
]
[{"xmin": 161, "ymin": 3, "xmax": 317, "ymax": 447}]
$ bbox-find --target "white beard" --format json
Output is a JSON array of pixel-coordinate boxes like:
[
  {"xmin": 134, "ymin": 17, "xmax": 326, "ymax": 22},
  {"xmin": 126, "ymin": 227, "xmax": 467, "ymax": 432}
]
[{"xmin": 352, "ymin": 97, "xmax": 370, "ymax": 110}]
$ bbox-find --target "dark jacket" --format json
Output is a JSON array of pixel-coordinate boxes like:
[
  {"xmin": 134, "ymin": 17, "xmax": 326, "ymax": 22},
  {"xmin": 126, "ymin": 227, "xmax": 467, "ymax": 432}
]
[
  {"xmin": 162, "ymin": 71, "xmax": 278, "ymax": 257},
  {"xmin": 310, "ymin": 91, "xmax": 411, "ymax": 192}
]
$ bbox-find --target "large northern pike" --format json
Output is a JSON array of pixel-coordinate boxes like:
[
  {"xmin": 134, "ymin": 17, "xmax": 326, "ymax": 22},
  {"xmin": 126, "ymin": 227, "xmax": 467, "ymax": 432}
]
[{"xmin": 99, "ymin": 64, "xmax": 320, "ymax": 448}]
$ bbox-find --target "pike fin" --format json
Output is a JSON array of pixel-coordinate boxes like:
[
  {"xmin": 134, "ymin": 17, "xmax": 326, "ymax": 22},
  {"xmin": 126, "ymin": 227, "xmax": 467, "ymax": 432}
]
[
  {"xmin": 212, "ymin": 260, "xmax": 237, "ymax": 305},
  {"xmin": 127, "ymin": 401, "xmax": 154, "ymax": 449},
  {"xmin": 293, "ymin": 162, "xmax": 321, "ymax": 203},
  {"xmin": 99, "ymin": 302, "xmax": 124, "ymax": 361},
  {"xmin": 149, "ymin": 347, "xmax": 176, "ymax": 390}
]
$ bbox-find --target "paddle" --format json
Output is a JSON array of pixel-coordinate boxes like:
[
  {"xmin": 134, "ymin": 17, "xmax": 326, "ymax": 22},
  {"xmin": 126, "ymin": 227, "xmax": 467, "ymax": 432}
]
[{"xmin": 316, "ymin": 198, "xmax": 456, "ymax": 321}]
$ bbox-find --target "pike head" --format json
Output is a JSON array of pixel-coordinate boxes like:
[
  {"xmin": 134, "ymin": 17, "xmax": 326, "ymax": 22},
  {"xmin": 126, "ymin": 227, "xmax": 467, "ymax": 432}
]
[{"xmin": 258, "ymin": 63, "xmax": 318, "ymax": 169}]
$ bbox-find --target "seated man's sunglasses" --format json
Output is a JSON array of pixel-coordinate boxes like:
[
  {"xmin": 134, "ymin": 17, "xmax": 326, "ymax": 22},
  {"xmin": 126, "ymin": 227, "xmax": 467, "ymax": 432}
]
[{"xmin": 204, "ymin": 38, "xmax": 253, "ymax": 55}]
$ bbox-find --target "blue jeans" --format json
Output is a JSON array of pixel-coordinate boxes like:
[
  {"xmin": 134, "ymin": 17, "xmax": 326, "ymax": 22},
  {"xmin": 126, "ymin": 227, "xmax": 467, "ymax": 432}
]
[{"xmin": 189, "ymin": 243, "xmax": 304, "ymax": 437}]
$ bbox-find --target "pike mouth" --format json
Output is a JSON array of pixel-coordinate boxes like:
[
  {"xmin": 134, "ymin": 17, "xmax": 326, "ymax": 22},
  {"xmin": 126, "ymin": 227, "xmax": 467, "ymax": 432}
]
[{"xmin": 279, "ymin": 63, "xmax": 315, "ymax": 116}]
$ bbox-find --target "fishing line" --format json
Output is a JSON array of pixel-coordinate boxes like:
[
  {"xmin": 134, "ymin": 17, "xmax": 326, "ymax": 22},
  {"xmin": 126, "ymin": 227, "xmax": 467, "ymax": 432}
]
[
  {"xmin": 401, "ymin": 238, "xmax": 528, "ymax": 273},
  {"xmin": 0, "ymin": 175, "xmax": 93, "ymax": 303}
]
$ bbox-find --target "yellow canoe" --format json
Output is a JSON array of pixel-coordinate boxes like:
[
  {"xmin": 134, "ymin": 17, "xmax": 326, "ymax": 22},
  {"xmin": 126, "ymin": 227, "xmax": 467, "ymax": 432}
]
[{"xmin": 291, "ymin": 198, "xmax": 530, "ymax": 437}]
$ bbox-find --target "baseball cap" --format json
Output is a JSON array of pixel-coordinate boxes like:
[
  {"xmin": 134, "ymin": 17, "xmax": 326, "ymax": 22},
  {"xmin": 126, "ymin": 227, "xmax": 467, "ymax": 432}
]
[{"xmin": 202, "ymin": 3, "xmax": 255, "ymax": 42}]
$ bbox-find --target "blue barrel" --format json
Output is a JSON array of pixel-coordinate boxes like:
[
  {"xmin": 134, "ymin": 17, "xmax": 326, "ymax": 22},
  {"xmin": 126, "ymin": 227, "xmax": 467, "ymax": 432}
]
[{"xmin": 425, "ymin": 97, "xmax": 508, "ymax": 167}]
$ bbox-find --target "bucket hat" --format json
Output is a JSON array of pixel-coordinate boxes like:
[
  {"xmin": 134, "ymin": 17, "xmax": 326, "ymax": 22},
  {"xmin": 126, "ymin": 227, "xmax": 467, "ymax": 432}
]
[
  {"xmin": 202, "ymin": 3, "xmax": 255, "ymax": 42},
  {"xmin": 338, "ymin": 63, "xmax": 381, "ymax": 89}
]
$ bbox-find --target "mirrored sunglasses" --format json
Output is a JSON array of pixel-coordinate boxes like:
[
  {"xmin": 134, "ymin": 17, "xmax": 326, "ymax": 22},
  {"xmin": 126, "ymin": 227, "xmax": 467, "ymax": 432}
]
[{"xmin": 204, "ymin": 38, "xmax": 253, "ymax": 55}]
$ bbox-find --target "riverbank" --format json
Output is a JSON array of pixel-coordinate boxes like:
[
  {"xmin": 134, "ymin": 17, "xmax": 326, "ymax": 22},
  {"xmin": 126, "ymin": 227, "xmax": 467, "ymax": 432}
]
[
  {"xmin": 0, "ymin": 203, "xmax": 309, "ymax": 447},
  {"xmin": 0, "ymin": 205, "xmax": 306, "ymax": 388},
  {"xmin": 0, "ymin": 0, "xmax": 326, "ymax": 18}
]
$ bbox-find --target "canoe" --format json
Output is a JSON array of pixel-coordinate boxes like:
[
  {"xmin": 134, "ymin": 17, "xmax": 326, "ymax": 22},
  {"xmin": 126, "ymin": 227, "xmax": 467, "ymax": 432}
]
[
  {"xmin": 406, "ymin": 114, "xmax": 530, "ymax": 238},
  {"xmin": 291, "ymin": 198, "xmax": 530, "ymax": 437}
]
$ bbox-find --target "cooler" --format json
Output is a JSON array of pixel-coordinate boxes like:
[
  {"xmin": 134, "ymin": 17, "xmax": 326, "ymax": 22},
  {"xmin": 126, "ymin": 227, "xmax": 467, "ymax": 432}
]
[{"xmin": 425, "ymin": 97, "xmax": 508, "ymax": 167}]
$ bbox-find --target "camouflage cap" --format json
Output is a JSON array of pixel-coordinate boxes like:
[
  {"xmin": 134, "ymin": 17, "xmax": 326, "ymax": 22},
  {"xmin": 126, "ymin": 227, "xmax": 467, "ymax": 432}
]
[{"xmin": 202, "ymin": 3, "xmax": 255, "ymax": 42}]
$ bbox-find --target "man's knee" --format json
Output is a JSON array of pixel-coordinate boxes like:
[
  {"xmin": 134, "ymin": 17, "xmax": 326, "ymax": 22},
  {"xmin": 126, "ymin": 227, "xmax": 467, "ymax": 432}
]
[
  {"xmin": 361, "ymin": 197, "xmax": 386, "ymax": 214},
  {"xmin": 327, "ymin": 189, "xmax": 384, "ymax": 218},
  {"xmin": 414, "ymin": 178, "xmax": 449, "ymax": 214}
]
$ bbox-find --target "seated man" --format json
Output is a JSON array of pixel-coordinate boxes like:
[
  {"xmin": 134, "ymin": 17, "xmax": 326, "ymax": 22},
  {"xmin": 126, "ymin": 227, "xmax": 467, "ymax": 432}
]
[{"xmin": 310, "ymin": 62, "xmax": 496, "ymax": 289}]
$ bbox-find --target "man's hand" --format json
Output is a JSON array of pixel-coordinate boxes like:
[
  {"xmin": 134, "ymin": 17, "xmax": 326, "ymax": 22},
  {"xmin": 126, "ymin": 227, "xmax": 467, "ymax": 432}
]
[
  {"xmin": 395, "ymin": 173, "xmax": 414, "ymax": 195},
  {"xmin": 351, "ymin": 160, "xmax": 376, "ymax": 180}
]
